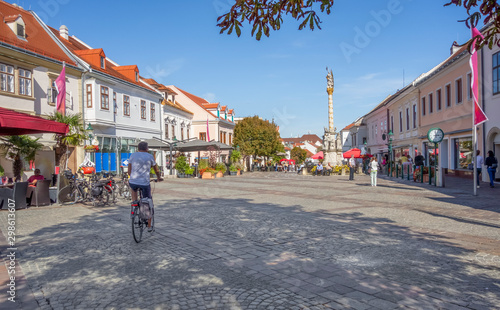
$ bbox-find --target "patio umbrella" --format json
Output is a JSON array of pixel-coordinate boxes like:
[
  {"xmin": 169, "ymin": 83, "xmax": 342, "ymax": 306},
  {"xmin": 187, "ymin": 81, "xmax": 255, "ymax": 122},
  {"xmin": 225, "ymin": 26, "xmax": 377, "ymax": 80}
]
[
  {"xmin": 343, "ymin": 148, "xmax": 362, "ymax": 158},
  {"xmin": 311, "ymin": 151, "xmax": 324, "ymax": 159},
  {"xmin": 0, "ymin": 107, "xmax": 68, "ymax": 136}
]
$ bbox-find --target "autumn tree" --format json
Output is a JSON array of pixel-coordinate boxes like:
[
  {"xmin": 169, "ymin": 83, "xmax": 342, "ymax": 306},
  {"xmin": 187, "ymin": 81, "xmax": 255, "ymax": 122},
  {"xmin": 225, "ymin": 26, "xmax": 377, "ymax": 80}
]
[
  {"xmin": 217, "ymin": 0, "xmax": 500, "ymax": 49},
  {"xmin": 232, "ymin": 116, "xmax": 283, "ymax": 160},
  {"xmin": 290, "ymin": 146, "xmax": 308, "ymax": 164}
]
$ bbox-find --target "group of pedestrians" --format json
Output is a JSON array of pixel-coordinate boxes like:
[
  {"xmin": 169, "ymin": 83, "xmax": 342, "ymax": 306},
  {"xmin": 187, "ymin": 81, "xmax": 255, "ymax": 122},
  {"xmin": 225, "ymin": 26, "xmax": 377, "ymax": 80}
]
[
  {"xmin": 348, "ymin": 155, "xmax": 380, "ymax": 186},
  {"xmin": 476, "ymin": 150, "xmax": 498, "ymax": 188}
]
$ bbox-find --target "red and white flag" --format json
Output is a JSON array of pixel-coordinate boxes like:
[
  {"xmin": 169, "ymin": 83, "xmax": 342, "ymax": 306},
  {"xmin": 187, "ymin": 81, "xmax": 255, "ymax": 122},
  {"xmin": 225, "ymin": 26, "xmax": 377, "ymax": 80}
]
[
  {"xmin": 55, "ymin": 63, "xmax": 66, "ymax": 115},
  {"xmin": 470, "ymin": 27, "xmax": 488, "ymax": 126}
]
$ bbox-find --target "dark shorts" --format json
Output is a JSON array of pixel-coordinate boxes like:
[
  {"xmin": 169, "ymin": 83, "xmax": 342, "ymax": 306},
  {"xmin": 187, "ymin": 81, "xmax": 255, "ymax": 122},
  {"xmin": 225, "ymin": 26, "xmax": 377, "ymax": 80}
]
[{"xmin": 129, "ymin": 183, "xmax": 151, "ymax": 198}]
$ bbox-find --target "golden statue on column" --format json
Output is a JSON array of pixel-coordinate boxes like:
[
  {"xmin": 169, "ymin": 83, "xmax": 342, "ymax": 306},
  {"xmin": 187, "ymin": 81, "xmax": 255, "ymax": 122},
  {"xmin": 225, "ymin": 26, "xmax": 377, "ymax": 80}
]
[{"xmin": 323, "ymin": 67, "xmax": 342, "ymax": 166}]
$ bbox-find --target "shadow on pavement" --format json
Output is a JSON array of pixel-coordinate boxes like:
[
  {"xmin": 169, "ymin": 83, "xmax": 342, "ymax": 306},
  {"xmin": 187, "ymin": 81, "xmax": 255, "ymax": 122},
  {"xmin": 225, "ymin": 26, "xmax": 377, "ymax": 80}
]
[{"xmin": 4, "ymin": 195, "xmax": 499, "ymax": 309}]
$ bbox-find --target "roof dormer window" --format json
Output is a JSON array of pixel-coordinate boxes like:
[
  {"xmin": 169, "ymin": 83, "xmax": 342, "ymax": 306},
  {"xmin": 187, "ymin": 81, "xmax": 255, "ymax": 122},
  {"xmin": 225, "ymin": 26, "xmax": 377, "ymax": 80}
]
[
  {"xmin": 17, "ymin": 24, "xmax": 24, "ymax": 37},
  {"xmin": 100, "ymin": 56, "xmax": 105, "ymax": 69},
  {"xmin": 5, "ymin": 15, "xmax": 26, "ymax": 40},
  {"xmin": 135, "ymin": 72, "xmax": 138, "ymax": 82}
]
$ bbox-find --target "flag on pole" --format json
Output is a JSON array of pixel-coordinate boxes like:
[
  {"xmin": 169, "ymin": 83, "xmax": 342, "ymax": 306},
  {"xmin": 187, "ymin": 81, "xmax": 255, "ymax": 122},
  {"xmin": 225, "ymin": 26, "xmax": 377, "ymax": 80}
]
[
  {"xmin": 206, "ymin": 117, "xmax": 210, "ymax": 141},
  {"xmin": 55, "ymin": 62, "xmax": 66, "ymax": 116},
  {"xmin": 470, "ymin": 27, "xmax": 488, "ymax": 126}
]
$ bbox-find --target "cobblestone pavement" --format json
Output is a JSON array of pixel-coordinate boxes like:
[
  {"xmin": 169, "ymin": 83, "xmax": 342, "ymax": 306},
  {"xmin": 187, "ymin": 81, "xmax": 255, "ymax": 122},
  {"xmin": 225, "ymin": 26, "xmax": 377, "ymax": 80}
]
[{"xmin": 1, "ymin": 172, "xmax": 500, "ymax": 309}]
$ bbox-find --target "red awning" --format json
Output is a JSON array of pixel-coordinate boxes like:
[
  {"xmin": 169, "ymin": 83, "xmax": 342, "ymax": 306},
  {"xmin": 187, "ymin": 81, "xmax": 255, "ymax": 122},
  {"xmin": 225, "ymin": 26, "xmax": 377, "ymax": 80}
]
[
  {"xmin": 0, "ymin": 107, "xmax": 69, "ymax": 136},
  {"xmin": 311, "ymin": 151, "xmax": 324, "ymax": 159},
  {"xmin": 343, "ymin": 148, "xmax": 362, "ymax": 158}
]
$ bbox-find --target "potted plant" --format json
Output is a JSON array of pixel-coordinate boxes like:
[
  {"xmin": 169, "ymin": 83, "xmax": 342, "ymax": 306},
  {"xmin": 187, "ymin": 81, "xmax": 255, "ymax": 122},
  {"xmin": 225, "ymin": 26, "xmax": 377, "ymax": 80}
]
[
  {"xmin": 215, "ymin": 162, "xmax": 226, "ymax": 178},
  {"xmin": 175, "ymin": 155, "xmax": 189, "ymax": 178},
  {"xmin": 185, "ymin": 167, "xmax": 194, "ymax": 178},
  {"xmin": 201, "ymin": 167, "xmax": 216, "ymax": 179},
  {"xmin": 229, "ymin": 164, "xmax": 237, "ymax": 176},
  {"xmin": 235, "ymin": 163, "xmax": 244, "ymax": 175}
]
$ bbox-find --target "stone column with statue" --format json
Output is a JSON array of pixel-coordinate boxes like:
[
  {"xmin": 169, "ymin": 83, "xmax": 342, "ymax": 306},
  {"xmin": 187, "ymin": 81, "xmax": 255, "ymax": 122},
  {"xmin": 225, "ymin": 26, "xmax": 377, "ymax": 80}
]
[{"xmin": 323, "ymin": 67, "xmax": 343, "ymax": 166}]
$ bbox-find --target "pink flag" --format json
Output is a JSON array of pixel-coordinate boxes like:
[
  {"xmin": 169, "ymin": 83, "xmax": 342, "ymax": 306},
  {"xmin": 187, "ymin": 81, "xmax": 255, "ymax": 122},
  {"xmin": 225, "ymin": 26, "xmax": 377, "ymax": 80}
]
[
  {"xmin": 55, "ymin": 63, "xmax": 66, "ymax": 115},
  {"xmin": 206, "ymin": 117, "xmax": 210, "ymax": 141},
  {"xmin": 470, "ymin": 27, "xmax": 488, "ymax": 126}
]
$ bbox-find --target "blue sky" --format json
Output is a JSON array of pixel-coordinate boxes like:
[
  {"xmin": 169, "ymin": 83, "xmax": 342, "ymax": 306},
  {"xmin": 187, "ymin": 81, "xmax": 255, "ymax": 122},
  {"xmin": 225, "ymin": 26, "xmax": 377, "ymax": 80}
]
[{"xmin": 21, "ymin": 0, "xmax": 475, "ymax": 138}]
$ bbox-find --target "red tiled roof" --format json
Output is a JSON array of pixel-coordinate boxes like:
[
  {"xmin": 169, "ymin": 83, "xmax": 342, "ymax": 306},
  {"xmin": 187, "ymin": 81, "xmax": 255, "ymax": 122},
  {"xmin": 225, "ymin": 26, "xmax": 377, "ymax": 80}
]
[
  {"xmin": 301, "ymin": 134, "xmax": 322, "ymax": 144},
  {"xmin": 161, "ymin": 99, "xmax": 194, "ymax": 115},
  {"xmin": 228, "ymin": 109, "xmax": 234, "ymax": 114},
  {"xmin": 0, "ymin": 2, "xmax": 76, "ymax": 65},
  {"xmin": 171, "ymin": 86, "xmax": 219, "ymax": 119},
  {"xmin": 342, "ymin": 123, "xmax": 355, "ymax": 131},
  {"xmin": 48, "ymin": 26, "xmax": 153, "ymax": 92},
  {"xmin": 204, "ymin": 103, "xmax": 219, "ymax": 109},
  {"xmin": 221, "ymin": 106, "xmax": 227, "ymax": 112}
]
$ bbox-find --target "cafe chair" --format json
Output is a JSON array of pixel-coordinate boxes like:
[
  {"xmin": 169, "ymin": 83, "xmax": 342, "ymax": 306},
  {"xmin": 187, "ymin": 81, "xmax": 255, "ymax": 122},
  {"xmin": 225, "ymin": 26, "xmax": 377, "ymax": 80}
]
[
  {"xmin": 32, "ymin": 179, "xmax": 51, "ymax": 207},
  {"xmin": 0, "ymin": 182, "xmax": 29, "ymax": 210}
]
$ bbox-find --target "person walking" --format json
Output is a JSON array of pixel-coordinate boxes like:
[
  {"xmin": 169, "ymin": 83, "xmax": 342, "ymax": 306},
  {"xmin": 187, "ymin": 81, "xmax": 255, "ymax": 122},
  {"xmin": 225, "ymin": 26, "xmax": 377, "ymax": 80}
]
[
  {"xmin": 415, "ymin": 152, "xmax": 424, "ymax": 168},
  {"xmin": 349, "ymin": 155, "xmax": 355, "ymax": 181},
  {"xmin": 370, "ymin": 157, "xmax": 379, "ymax": 187},
  {"xmin": 485, "ymin": 150, "xmax": 498, "ymax": 188},
  {"xmin": 476, "ymin": 150, "xmax": 484, "ymax": 188}
]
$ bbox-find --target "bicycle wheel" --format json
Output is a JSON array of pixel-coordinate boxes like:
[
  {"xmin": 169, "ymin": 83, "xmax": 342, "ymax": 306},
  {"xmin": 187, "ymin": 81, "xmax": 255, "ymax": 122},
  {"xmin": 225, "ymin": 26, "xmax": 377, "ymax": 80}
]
[
  {"xmin": 132, "ymin": 211, "xmax": 143, "ymax": 243},
  {"xmin": 71, "ymin": 188, "xmax": 81, "ymax": 204},
  {"xmin": 122, "ymin": 185, "xmax": 131, "ymax": 200},
  {"xmin": 58, "ymin": 186, "xmax": 74, "ymax": 204}
]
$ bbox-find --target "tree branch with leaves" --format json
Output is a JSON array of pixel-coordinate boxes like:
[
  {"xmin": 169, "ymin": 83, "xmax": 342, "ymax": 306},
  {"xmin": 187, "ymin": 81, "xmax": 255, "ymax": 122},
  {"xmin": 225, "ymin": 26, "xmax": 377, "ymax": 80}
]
[{"xmin": 217, "ymin": 0, "xmax": 334, "ymax": 40}]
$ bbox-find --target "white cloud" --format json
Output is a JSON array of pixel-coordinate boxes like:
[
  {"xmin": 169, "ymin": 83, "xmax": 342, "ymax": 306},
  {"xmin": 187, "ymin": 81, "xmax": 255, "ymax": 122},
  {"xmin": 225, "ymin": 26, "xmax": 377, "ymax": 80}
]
[
  {"xmin": 203, "ymin": 92, "xmax": 217, "ymax": 102},
  {"xmin": 145, "ymin": 58, "xmax": 185, "ymax": 81}
]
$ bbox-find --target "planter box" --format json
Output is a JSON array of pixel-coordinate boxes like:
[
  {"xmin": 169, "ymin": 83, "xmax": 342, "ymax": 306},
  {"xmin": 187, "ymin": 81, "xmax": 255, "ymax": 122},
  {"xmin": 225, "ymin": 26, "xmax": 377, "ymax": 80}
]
[
  {"xmin": 216, "ymin": 171, "xmax": 224, "ymax": 178},
  {"xmin": 230, "ymin": 171, "xmax": 237, "ymax": 176},
  {"xmin": 202, "ymin": 172, "xmax": 214, "ymax": 179},
  {"xmin": 177, "ymin": 173, "xmax": 185, "ymax": 178}
]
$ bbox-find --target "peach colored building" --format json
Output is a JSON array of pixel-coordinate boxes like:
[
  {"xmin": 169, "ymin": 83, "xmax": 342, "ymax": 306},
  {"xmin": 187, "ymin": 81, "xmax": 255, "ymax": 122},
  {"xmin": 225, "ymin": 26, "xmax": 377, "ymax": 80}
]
[{"xmin": 414, "ymin": 44, "xmax": 476, "ymax": 176}]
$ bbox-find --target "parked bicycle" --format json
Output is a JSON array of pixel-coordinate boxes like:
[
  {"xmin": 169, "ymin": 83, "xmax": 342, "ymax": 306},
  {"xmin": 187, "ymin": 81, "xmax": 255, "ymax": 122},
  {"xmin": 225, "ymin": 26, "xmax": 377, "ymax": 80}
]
[
  {"xmin": 116, "ymin": 173, "xmax": 131, "ymax": 200},
  {"xmin": 131, "ymin": 180, "xmax": 156, "ymax": 243},
  {"xmin": 58, "ymin": 170, "xmax": 91, "ymax": 205}
]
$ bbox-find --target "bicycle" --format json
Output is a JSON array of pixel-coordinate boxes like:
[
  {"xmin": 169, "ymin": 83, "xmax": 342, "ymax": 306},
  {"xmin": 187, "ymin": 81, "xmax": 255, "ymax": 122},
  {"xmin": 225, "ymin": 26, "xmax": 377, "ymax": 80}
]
[
  {"xmin": 131, "ymin": 180, "xmax": 156, "ymax": 243},
  {"xmin": 116, "ymin": 173, "xmax": 131, "ymax": 200},
  {"xmin": 58, "ymin": 170, "xmax": 91, "ymax": 205},
  {"xmin": 90, "ymin": 174, "xmax": 111, "ymax": 207}
]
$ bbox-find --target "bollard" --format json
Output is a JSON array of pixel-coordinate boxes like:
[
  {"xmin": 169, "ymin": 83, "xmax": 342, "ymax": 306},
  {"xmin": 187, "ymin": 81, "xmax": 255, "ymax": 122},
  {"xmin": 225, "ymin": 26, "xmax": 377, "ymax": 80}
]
[
  {"xmin": 407, "ymin": 164, "xmax": 410, "ymax": 181},
  {"xmin": 396, "ymin": 165, "xmax": 399, "ymax": 178},
  {"xmin": 401, "ymin": 164, "xmax": 404, "ymax": 180},
  {"xmin": 429, "ymin": 166, "xmax": 432, "ymax": 185},
  {"xmin": 420, "ymin": 166, "xmax": 424, "ymax": 183}
]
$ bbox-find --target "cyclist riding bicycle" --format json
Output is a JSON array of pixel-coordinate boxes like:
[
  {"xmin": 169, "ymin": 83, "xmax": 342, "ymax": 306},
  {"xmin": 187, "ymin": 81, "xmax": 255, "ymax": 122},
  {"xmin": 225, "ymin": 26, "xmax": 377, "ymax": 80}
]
[{"xmin": 128, "ymin": 141, "xmax": 163, "ymax": 230}]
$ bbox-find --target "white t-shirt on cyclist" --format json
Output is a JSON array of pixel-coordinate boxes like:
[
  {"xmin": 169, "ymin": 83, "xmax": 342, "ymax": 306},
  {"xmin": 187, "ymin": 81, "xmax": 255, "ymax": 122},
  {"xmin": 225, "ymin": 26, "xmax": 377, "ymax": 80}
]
[{"xmin": 129, "ymin": 152, "xmax": 156, "ymax": 186}]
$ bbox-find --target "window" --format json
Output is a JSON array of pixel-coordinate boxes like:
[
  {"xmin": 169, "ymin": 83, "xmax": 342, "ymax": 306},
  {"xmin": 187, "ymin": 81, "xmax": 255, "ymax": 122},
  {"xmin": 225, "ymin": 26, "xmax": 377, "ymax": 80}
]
[
  {"xmin": 48, "ymin": 80, "xmax": 57, "ymax": 105},
  {"xmin": 0, "ymin": 63, "xmax": 15, "ymax": 93},
  {"xmin": 224, "ymin": 132, "xmax": 227, "ymax": 144},
  {"xmin": 390, "ymin": 115, "xmax": 394, "ymax": 132},
  {"xmin": 181, "ymin": 128, "xmax": 184, "ymax": 141},
  {"xmin": 140, "ymin": 100, "xmax": 146, "ymax": 119},
  {"xmin": 165, "ymin": 124, "xmax": 169, "ymax": 139},
  {"xmin": 100, "ymin": 56, "xmax": 105, "ymax": 69},
  {"xmin": 187, "ymin": 128, "xmax": 190, "ymax": 139},
  {"xmin": 454, "ymin": 137, "xmax": 472, "ymax": 170},
  {"xmin": 375, "ymin": 125, "xmax": 378, "ymax": 137},
  {"xmin": 100, "ymin": 86, "xmax": 109, "ymax": 110},
  {"xmin": 229, "ymin": 133, "xmax": 232, "ymax": 145},
  {"xmin": 421, "ymin": 97, "xmax": 426, "ymax": 116},
  {"xmin": 456, "ymin": 78, "xmax": 463, "ymax": 104},
  {"xmin": 493, "ymin": 52, "xmax": 500, "ymax": 94},
  {"xmin": 150, "ymin": 102, "xmax": 155, "ymax": 121},
  {"xmin": 171, "ymin": 125, "xmax": 175, "ymax": 139},
  {"xmin": 428, "ymin": 93, "xmax": 433, "ymax": 113},
  {"xmin": 113, "ymin": 92, "xmax": 117, "ymax": 114},
  {"xmin": 18, "ymin": 68, "xmax": 32, "ymax": 96},
  {"xmin": 135, "ymin": 72, "xmax": 138, "ymax": 82},
  {"xmin": 220, "ymin": 131, "xmax": 223, "ymax": 142},
  {"xmin": 123, "ymin": 95, "xmax": 130, "ymax": 116},
  {"xmin": 467, "ymin": 73, "xmax": 472, "ymax": 99},
  {"xmin": 399, "ymin": 111, "xmax": 403, "ymax": 133},
  {"xmin": 86, "ymin": 85, "xmax": 92, "ymax": 108},
  {"xmin": 17, "ymin": 24, "xmax": 24, "ymax": 37},
  {"xmin": 406, "ymin": 108, "xmax": 410, "ymax": 130},
  {"xmin": 412, "ymin": 104, "xmax": 417, "ymax": 129},
  {"xmin": 199, "ymin": 132, "xmax": 207, "ymax": 141},
  {"xmin": 445, "ymin": 84, "xmax": 451, "ymax": 107},
  {"xmin": 436, "ymin": 89, "xmax": 442, "ymax": 111}
]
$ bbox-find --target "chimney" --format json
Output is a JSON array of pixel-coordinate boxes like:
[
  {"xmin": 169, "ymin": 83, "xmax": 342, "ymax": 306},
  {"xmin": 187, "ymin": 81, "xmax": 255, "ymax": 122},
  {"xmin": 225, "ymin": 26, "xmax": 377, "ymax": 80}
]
[
  {"xmin": 60, "ymin": 25, "xmax": 68, "ymax": 40},
  {"xmin": 450, "ymin": 41, "xmax": 460, "ymax": 55}
]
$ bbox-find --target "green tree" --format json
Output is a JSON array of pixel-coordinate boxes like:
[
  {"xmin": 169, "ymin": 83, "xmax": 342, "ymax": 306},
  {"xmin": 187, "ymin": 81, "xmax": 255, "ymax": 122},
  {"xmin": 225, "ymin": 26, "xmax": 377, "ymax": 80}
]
[
  {"xmin": 0, "ymin": 135, "xmax": 43, "ymax": 181},
  {"xmin": 47, "ymin": 112, "xmax": 88, "ymax": 172},
  {"xmin": 290, "ymin": 146, "xmax": 308, "ymax": 164},
  {"xmin": 233, "ymin": 116, "xmax": 283, "ymax": 159},
  {"xmin": 218, "ymin": 0, "xmax": 499, "ymax": 48}
]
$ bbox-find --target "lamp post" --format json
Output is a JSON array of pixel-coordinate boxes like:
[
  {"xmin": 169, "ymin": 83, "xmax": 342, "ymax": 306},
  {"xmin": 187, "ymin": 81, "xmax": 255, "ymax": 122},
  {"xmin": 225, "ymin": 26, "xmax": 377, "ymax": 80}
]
[{"xmin": 388, "ymin": 130, "xmax": 394, "ymax": 177}]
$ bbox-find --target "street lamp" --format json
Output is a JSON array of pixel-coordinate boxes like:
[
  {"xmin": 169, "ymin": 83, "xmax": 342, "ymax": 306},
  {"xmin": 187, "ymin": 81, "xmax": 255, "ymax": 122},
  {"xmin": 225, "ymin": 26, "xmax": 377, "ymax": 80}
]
[{"xmin": 388, "ymin": 130, "xmax": 394, "ymax": 177}]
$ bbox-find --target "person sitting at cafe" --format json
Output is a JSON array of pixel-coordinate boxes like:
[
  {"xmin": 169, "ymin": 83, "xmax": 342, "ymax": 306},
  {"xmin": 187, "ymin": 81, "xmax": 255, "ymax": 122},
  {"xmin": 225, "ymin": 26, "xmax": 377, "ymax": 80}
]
[{"xmin": 27, "ymin": 169, "xmax": 44, "ymax": 186}]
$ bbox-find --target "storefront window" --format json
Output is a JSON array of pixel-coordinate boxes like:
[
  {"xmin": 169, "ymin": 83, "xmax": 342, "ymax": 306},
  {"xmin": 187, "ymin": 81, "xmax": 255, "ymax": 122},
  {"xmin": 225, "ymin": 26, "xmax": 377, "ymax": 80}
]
[
  {"xmin": 424, "ymin": 142, "xmax": 438, "ymax": 167},
  {"xmin": 454, "ymin": 138, "xmax": 472, "ymax": 169}
]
